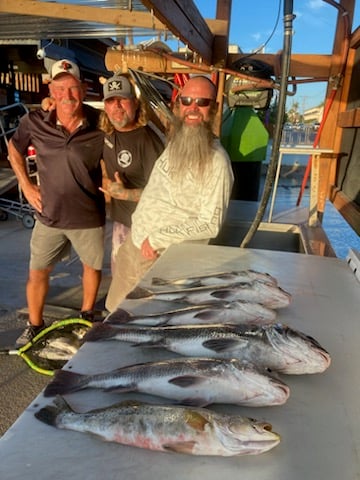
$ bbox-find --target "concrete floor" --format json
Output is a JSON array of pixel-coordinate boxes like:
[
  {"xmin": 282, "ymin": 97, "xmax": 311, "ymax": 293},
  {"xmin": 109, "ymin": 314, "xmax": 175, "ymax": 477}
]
[{"xmin": 0, "ymin": 214, "xmax": 112, "ymax": 437}]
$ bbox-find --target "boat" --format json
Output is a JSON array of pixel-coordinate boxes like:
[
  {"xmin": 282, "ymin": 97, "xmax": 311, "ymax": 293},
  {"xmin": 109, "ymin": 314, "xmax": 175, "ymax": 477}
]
[
  {"xmin": 0, "ymin": 0, "xmax": 358, "ymax": 258},
  {"xmin": 0, "ymin": 2, "xmax": 359, "ymax": 479}
]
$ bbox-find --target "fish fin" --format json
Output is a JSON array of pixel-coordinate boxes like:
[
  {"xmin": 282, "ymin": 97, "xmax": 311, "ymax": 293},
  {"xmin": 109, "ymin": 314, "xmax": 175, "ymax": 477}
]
[
  {"xmin": 179, "ymin": 398, "xmax": 209, "ymax": 407},
  {"xmin": 151, "ymin": 277, "xmax": 201, "ymax": 287},
  {"xmin": 82, "ymin": 323, "xmax": 118, "ymax": 342},
  {"xmin": 43, "ymin": 370, "xmax": 85, "ymax": 397},
  {"xmin": 210, "ymin": 290, "xmax": 236, "ymax": 300},
  {"xmin": 126, "ymin": 286, "xmax": 153, "ymax": 299},
  {"xmin": 168, "ymin": 375, "xmax": 206, "ymax": 388},
  {"xmin": 202, "ymin": 338, "xmax": 243, "ymax": 353},
  {"xmin": 106, "ymin": 308, "xmax": 132, "ymax": 324},
  {"xmin": 185, "ymin": 411, "xmax": 210, "ymax": 430},
  {"xmin": 104, "ymin": 382, "xmax": 137, "ymax": 393},
  {"xmin": 34, "ymin": 395, "xmax": 72, "ymax": 426},
  {"xmin": 163, "ymin": 441, "xmax": 197, "ymax": 454},
  {"xmin": 132, "ymin": 340, "xmax": 165, "ymax": 348},
  {"xmin": 194, "ymin": 310, "xmax": 219, "ymax": 321}
]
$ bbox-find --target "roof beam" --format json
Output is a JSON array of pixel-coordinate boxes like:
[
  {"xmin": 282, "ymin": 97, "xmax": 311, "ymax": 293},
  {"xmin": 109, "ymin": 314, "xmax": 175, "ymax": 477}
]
[
  {"xmin": 0, "ymin": 1, "xmax": 226, "ymax": 55},
  {"xmin": 141, "ymin": 0, "xmax": 214, "ymax": 64},
  {"xmin": 0, "ymin": 0, "xmax": 166, "ymax": 30}
]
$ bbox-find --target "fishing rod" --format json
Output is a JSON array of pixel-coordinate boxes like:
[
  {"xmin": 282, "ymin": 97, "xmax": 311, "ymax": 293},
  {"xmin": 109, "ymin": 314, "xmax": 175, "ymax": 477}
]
[{"xmin": 240, "ymin": 0, "xmax": 295, "ymax": 248}]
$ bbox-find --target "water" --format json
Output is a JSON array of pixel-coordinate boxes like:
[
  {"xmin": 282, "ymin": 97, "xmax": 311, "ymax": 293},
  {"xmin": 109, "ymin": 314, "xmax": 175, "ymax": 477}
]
[
  {"xmin": 322, "ymin": 202, "xmax": 360, "ymax": 259},
  {"xmin": 264, "ymin": 140, "xmax": 360, "ymax": 259}
]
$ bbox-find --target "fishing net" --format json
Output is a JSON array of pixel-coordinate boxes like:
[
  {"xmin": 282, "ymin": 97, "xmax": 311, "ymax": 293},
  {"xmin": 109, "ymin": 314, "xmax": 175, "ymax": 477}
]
[{"xmin": 1, "ymin": 318, "xmax": 92, "ymax": 376}]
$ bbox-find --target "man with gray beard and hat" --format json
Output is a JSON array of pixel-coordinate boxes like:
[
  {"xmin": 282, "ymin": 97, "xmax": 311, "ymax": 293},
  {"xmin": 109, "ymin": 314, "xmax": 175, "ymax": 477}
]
[{"xmin": 105, "ymin": 75, "xmax": 234, "ymax": 313}]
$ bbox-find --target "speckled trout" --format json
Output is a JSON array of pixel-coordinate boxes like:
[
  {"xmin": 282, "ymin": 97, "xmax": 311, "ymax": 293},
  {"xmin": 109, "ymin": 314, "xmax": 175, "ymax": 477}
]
[
  {"xmin": 106, "ymin": 301, "xmax": 277, "ymax": 327},
  {"xmin": 35, "ymin": 396, "xmax": 281, "ymax": 456},
  {"xmin": 126, "ymin": 281, "xmax": 291, "ymax": 309},
  {"xmin": 43, "ymin": 357, "xmax": 290, "ymax": 407},
  {"xmin": 84, "ymin": 323, "xmax": 331, "ymax": 375}
]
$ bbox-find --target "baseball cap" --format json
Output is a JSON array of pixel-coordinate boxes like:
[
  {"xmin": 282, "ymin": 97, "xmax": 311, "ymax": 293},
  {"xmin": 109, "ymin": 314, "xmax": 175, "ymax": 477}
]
[
  {"xmin": 51, "ymin": 59, "xmax": 81, "ymax": 80},
  {"xmin": 103, "ymin": 75, "xmax": 135, "ymax": 101}
]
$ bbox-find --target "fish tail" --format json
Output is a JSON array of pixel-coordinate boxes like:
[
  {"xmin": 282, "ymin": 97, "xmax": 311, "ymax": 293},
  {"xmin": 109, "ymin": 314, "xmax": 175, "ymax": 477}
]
[
  {"xmin": 34, "ymin": 396, "xmax": 71, "ymax": 427},
  {"xmin": 43, "ymin": 370, "xmax": 86, "ymax": 397},
  {"xmin": 126, "ymin": 286, "xmax": 153, "ymax": 299},
  {"xmin": 151, "ymin": 277, "xmax": 168, "ymax": 285},
  {"xmin": 106, "ymin": 308, "xmax": 132, "ymax": 324},
  {"xmin": 82, "ymin": 323, "xmax": 118, "ymax": 342}
]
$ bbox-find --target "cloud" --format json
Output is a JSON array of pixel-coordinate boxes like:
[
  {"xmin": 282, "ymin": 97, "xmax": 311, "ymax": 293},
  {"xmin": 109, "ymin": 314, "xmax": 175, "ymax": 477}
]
[{"xmin": 307, "ymin": 0, "xmax": 325, "ymax": 10}]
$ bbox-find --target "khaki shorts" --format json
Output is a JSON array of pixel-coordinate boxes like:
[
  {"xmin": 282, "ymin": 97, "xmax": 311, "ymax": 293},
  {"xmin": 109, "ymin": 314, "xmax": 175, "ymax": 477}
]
[
  {"xmin": 105, "ymin": 234, "xmax": 156, "ymax": 312},
  {"xmin": 30, "ymin": 221, "xmax": 105, "ymax": 271},
  {"xmin": 111, "ymin": 221, "xmax": 131, "ymax": 274}
]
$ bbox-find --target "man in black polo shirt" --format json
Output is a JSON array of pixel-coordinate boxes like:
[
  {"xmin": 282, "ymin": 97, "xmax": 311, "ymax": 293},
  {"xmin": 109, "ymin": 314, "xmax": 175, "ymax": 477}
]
[{"xmin": 8, "ymin": 59, "xmax": 106, "ymax": 346}]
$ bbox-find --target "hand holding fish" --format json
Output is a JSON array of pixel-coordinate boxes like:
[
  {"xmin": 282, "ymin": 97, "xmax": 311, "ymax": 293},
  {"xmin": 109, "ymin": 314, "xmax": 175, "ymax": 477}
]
[{"xmin": 141, "ymin": 237, "xmax": 159, "ymax": 260}]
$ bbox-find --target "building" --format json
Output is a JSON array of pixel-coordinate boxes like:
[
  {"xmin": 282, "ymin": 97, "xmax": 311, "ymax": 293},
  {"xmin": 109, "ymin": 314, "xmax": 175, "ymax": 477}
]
[{"xmin": 303, "ymin": 105, "xmax": 324, "ymax": 124}]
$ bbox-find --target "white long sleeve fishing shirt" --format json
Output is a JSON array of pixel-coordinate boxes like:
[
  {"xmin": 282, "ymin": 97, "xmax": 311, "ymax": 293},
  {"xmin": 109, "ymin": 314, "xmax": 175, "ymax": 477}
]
[{"xmin": 131, "ymin": 139, "xmax": 234, "ymax": 251}]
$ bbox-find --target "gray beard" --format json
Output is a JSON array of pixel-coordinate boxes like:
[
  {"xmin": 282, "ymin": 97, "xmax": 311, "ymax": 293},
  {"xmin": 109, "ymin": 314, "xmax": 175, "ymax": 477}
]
[
  {"xmin": 109, "ymin": 112, "xmax": 130, "ymax": 130},
  {"xmin": 167, "ymin": 118, "xmax": 214, "ymax": 181}
]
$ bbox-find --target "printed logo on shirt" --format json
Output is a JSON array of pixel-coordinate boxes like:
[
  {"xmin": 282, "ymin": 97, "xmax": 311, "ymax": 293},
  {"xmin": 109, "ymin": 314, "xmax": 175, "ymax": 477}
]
[{"xmin": 117, "ymin": 150, "xmax": 132, "ymax": 168}]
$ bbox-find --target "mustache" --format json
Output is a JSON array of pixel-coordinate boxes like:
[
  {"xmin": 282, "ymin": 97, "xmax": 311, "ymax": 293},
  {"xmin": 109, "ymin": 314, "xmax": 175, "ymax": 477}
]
[{"xmin": 60, "ymin": 99, "xmax": 77, "ymax": 105}]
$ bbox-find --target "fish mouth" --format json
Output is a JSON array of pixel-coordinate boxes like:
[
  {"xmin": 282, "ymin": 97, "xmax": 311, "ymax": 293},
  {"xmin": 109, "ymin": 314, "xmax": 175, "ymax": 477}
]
[
  {"xmin": 270, "ymin": 380, "xmax": 291, "ymax": 402},
  {"xmin": 238, "ymin": 437, "xmax": 281, "ymax": 455},
  {"xmin": 225, "ymin": 422, "xmax": 281, "ymax": 454},
  {"xmin": 316, "ymin": 348, "xmax": 331, "ymax": 367}
]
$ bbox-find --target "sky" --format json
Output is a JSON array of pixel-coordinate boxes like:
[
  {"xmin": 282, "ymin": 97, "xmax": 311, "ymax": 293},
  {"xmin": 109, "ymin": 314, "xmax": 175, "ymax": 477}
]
[{"xmin": 189, "ymin": 0, "xmax": 360, "ymax": 113}]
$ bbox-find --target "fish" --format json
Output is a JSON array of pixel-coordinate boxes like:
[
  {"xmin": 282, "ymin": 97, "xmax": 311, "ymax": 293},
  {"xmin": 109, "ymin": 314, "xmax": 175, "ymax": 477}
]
[
  {"xmin": 43, "ymin": 357, "xmax": 290, "ymax": 407},
  {"xmin": 36, "ymin": 337, "xmax": 79, "ymax": 361},
  {"xmin": 26, "ymin": 323, "xmax": 90, "ymax": 367},
  {"xmin": 126, "ymin": 280, "xmax": 292, "ymax": 309},
  {"xmin": 151, "ymin": 269, "xmax": 278, "ymax": 287},
  {"xmin": 106, "ymin": 301, "xmax": 277, "ymax": 327},
  {"xmin": 83, "ymin": 322, "xmax": 331, "ymax": 375},
  {"xmin": 35, "ymin": 396, "xmax": 281, "ymax": 456}
]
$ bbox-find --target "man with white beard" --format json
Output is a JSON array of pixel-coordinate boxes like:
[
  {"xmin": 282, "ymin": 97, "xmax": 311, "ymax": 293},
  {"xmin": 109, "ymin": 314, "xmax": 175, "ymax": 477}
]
[{"xmin": 105, "ymin": 76, "xmax": 234, "ymax": 312}]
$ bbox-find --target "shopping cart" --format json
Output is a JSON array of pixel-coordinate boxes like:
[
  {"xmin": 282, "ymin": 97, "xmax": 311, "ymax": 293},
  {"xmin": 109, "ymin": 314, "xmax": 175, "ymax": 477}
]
[
  {"xmin": 0, "ymin": 103, "xmax": 36, "ymax": 228},
  {"xmin": 0, "ymin": 196, "xmax": 35, "ymax": 228}
]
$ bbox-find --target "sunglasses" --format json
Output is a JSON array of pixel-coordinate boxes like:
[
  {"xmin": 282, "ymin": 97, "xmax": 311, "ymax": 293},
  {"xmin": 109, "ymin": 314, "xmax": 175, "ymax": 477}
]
[{"xmin": 179, "ymin": 96, "xmax": 213, "ymax": 107}]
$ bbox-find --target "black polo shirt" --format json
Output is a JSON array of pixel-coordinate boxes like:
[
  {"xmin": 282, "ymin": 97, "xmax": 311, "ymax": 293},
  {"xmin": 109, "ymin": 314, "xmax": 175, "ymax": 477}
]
[{"xmin": 11, "ymin": 105, "xmax": 105, "ymax": 229}]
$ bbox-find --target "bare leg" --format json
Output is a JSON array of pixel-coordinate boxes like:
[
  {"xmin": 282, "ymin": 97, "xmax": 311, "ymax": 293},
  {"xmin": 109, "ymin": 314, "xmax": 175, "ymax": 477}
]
[
  {"xmin": 27, "ymin": 267, "xmax": 52, "ymax": 326},
  {"xmin": 81, "ymin": 263, "xmax": 102, "ymax": 312}
]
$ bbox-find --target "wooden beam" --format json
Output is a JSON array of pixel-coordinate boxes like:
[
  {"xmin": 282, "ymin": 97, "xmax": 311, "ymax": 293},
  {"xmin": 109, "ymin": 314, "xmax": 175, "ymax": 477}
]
[
  {"xmin": 0, "ymin": 0, "xmax": 226, "ymax": 58},
  {"xmin": 350, "ymin": 25, "xmax": 360, "ymax": 48},
  {"xmin": 338, "ymin": 108, "xmax": 360, "ymax": 127},
  {"xmin": 330, "ymin": 187, "xmax": 360, "ymax": 236},
  {"xmin": 212, "ymin": 0, "xmax": 231, "ymax": 66},
  {"xmin": 141, "ymin": 0, "xmax": 214, "ymax": 64},
  {"xmin": 0, "ymin": 0, "xmax": 165, "ymax": 29},
  {"xmin": 228, "ymin": 53, "xmax": 332, "ymax": 78}
]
